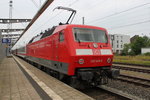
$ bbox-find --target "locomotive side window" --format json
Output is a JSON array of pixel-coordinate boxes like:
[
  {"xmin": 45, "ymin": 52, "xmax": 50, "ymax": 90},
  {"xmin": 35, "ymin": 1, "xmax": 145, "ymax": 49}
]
[
  {"xmin": 73, "ymin": 28, "xmax": 108, "ymax": 43},
  {"xmin": 59, "ymin": 31, "xmax": 64, "ymax": 42}
]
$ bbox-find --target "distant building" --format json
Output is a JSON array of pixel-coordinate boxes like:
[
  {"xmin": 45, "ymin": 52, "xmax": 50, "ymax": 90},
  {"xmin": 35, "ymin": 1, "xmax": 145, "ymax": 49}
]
[
  {"xmin": 109, "ymin": 34, "xmax": 130, "ymax": 54},
  {"xmin": 141, "ymin": 48, "xmax": 150, "ymax": 54}
]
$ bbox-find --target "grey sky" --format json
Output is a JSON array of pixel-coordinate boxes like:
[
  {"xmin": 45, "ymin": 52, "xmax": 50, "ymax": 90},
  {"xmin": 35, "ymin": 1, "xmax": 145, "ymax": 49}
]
[{"xmin": 0, "ymin": 0, "xmax": 150, "ymax": 49}]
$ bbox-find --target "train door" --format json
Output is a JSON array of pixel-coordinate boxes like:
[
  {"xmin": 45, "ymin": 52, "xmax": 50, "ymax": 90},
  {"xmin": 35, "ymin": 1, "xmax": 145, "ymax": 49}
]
[
  {"xmin": 55, "ymin": 33, "xmax": 59, "ymax": 61},
  {"xmin": 55, "ymin": 30, "xmax": 65, "ymax": 59},
  {"xmin": 52, "ymin": 31, "xmax": 65, "ymax": 72},
  {"xmin": 57, "ymin": 31, "xmax": 65, "ymax": 72},
  {"xmin": 58, "ymin": 30, "xmax": 65, "ymax": 58},
  {"xmin": 52, "ymin": 34, "xmax": 59, "ymax": 60},
  {"xmin": 52, "ymin": 32, "xmax": 61, "ymax": 69}
]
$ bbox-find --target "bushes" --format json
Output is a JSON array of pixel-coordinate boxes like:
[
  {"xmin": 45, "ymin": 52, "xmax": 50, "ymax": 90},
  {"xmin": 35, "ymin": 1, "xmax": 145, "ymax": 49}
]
[
  {"xmin": 121, "ymin": 36, "xmax": 150, "ymax": 56},
  {"xmin": 143, "ymin": 52, "xmax": 150, "ymax": 56},
  {"xmin": 113, "ymin": 55, "xmax": 150, "ymax": 66}
]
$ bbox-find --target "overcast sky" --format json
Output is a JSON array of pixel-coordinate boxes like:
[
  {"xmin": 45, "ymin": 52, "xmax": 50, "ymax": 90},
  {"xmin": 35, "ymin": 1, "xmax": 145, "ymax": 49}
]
[{"xmin": 0, "ymin": 0, "xmax": 150, "ymax": 49}]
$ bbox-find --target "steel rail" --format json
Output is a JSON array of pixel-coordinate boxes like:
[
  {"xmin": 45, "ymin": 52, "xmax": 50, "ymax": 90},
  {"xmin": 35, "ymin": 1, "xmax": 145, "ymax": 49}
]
[
  {"xmin": 116, "ymin": 75, "xmax": 150, "ymax": 87},
  {"xmin": 113, "ymin": 62, "xmax": 150, "ymax": 67},
  {"xmin": 112, "ymin": 65, "xmax": 150, "ymax": 74},
  {"xmin": 98, "ymin": 85, "xmax": 143, "ymax": 100}
]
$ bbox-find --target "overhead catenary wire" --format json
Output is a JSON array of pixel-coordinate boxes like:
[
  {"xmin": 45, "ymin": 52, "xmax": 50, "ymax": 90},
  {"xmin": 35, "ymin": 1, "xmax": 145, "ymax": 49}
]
[
  {"xmin": 87, "ymin": 2, "xmax": 150, "ymax": 24},
  {"xmin": 13, "ymin": 0, "xmax": 79, "ymax": 48},
  {"xmin": 26, "ymin": 0, "xmax": 80, "ymax": 38},
  {"xmin": 30, "ymin": 0, "xmax": 39, "ymax": 8},
  {"xmin": 108, "ymin": 19, "xmax": 150, "ymax": 30},
  {"xmin": 28, "ymin": 11, "xmax": 64, "ymax": 36},
  {"xmin": 11, "ymin": 7, "xmax": 31, "ymax": 29},
  {"xmin": 12, "ymin": 0, "xmax": 150, "ymax": 48},
  {"xmin": 120, "ymin": 28, "xmax": 150, "ymax": 35},
  {"xmin": 68, "ymin": 0, "xmax": 79, "ymax": 7},
  {"xmin": 13, "ymin": 0, "xmax": 54, "ymax": 49},
  {"xmin": 97, "ymin": 14, "xmax": 150, "ymax": 28}
]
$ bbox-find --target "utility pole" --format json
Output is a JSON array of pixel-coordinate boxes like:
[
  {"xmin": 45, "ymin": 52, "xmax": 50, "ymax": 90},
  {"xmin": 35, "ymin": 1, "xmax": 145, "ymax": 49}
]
[
  {"xmin": 82, "ymin": 17, "xmax": 85, "ymax": 25},
  {"xmin": 6, "ymin": 0, "xmax": 13, "ymax": 57},
  {"xmin": 0, "ymin": 0, "xmax": 32, "ymax": 57},
  {"xmin": 9, "ymin": 0, "xmax": 13, "ymax": 30}
]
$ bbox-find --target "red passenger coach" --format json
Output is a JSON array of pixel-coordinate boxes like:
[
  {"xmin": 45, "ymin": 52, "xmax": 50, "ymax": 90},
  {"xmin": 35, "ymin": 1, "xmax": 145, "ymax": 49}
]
[{"xmin": 15, "ymin": 7, "xmax": 119, "ymax": 88}]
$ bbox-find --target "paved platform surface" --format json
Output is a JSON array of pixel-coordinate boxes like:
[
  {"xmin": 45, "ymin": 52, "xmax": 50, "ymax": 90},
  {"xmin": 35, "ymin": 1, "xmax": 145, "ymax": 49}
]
[
  {"xmin": 0, "ymin": 58, "xmax": 42, "ymax": 100},
  {"xmin": 13, "ymin": 56, "xmax": 94, "ymax": 100}
]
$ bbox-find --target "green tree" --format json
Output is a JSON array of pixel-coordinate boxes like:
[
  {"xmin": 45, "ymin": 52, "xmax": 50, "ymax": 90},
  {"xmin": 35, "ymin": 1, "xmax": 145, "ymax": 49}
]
[
  {"xmin": 130, "ymin": 36, "xmax": 150, "ymax": 55},
  {"xmin": 143, "ymin": 36, "xmax": 150, "ymax": 47},
  {"xmin": 121, "ymin": 44, "xmax": 131, "ymax": 55}
]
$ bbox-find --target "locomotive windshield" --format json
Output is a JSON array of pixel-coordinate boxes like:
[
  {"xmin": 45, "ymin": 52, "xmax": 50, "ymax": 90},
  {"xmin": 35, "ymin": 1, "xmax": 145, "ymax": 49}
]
[{"xmin": 73, "ymin": 28, "xmax": 108, "ymax": 43}]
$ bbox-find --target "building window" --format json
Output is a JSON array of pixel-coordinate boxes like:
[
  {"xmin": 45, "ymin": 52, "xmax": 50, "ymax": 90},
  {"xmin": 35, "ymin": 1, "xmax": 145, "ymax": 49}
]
[
  {"xmin": 121, "ymin": 45, "xmax": 122, "ymax": 48},
  {"xmin": 111, "ymin": 35, "xmax": 114, "ymax": 40},
  {"xmin": 117, "ymin": 45, "xmax": 119, "ymax": 48}
]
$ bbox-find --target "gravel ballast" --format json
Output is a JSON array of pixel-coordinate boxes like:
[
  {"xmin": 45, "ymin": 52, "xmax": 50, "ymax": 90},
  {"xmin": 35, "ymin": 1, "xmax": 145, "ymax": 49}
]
[{"xmin": 106, "ymin": 79, "xmax": 150, "ymax": 100}]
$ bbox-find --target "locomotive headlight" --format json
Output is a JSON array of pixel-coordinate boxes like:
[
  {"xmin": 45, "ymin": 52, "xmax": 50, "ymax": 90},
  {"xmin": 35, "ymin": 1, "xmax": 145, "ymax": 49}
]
[
  {"xmin": 78, "ymin": 59, "xmax": 84, "ymax": 64},
  {"xmin": 107, "ymin": 58, "xmax": 111, "ymax": 63}
]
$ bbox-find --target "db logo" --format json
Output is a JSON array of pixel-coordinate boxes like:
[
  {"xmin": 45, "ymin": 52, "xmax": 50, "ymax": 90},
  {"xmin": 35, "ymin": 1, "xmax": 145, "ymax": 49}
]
[{"xmin": 93, "ymin": 49, "xmax": 100, "ymax": 55}]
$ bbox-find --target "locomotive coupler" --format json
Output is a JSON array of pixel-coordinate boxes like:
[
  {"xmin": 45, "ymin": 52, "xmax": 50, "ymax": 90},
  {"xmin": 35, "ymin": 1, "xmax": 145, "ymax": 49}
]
[
  {"xmin": 78, "ymin": 71, "xmax": 94, "ymax": 81},
  {"xmin": 107, "ymin": 69, "xmax": 120, "ymax": 78}
]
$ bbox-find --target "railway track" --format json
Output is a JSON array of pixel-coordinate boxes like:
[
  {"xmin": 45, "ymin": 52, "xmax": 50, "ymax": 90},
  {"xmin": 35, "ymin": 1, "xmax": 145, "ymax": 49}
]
[
  {"xmin": 112, "ymin": 63, "xmax": 150, "ymax": 87},
  {"xmin": 105, "ymin": 78, "xmax": 150, "ymax": 100},
  {"xmin": 81, "ymin": 63, "xmax": 150, "ymax": 100},
  {"xmin": 112, "ymin": 64, "xmax": 150, "ymax": 73},
  {"xmin": 98, "ymin": 85, "xmax": 144, "ymax": 100},
  {"xmin": 81, "ymin": 86, "xmax": 131, "ymax": 100},
  {"xmin": 113, "ymin": 62, "xmax": 150, "ymax": 68},
  {"xmin": 116, "ymin": 75, "xmax": 150, "ymax": 87},
  {"xmin": 81, "ymin": 84, "xmax": 146, "ymax": 100},
  {"xmin": 105, "ymin": 63, "xmax": 150, "ymax": 100}
]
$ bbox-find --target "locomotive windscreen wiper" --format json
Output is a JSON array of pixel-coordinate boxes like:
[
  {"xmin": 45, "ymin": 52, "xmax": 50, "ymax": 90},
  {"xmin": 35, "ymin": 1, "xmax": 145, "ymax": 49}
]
[{"xmin": 53, "ymin": 6, "xmax": 76, "ymax": 24}]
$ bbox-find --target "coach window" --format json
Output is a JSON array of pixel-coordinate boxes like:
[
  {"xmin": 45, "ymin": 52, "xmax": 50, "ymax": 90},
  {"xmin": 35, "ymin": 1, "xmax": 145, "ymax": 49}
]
[{"xmin": 59, "ymin": 31, "xmax": 64, "ymax": 42}]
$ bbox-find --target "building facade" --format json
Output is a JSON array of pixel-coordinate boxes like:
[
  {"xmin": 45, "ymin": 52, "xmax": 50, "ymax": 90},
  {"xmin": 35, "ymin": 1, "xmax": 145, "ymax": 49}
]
[
  {"xmin": 141, "ymin": 48, "xmax": 150, "ymax": 54},
  {"xmin": 109, "ymin": 34, "xmax": 130, "ymax": 54}
]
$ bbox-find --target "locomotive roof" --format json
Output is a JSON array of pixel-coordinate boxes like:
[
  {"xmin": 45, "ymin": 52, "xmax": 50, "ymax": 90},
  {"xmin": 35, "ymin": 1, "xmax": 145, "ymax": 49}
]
[{"xmin": 28, "ymin": 24, "xmax": 106, "ymax": 44}]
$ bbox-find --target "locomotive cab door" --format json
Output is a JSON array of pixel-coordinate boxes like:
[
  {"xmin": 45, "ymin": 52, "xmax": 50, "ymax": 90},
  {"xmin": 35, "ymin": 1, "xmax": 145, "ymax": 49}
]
[
  {"xmin": 58, "ymin": 30, "xmax": 65, "ymax": 60},
  {"xmin": 57, "ymin": 31, "xmax": 65, "ymax": 71},
  {"xmin": 53, "ymin": 31, "xmax": 65, "ymax": 71}
]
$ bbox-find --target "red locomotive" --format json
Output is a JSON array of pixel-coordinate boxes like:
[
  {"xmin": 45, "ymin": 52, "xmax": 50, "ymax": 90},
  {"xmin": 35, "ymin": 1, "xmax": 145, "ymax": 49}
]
[{"xmin": 13, "ymin": 7, "xmax": 119, "ymax": 88}]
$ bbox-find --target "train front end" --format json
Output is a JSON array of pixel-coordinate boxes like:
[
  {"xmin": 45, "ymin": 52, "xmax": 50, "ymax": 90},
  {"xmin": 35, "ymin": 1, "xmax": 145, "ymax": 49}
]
[{"xmin": 67, "ymin": 25, "xmax": 119, "ymax": 86}]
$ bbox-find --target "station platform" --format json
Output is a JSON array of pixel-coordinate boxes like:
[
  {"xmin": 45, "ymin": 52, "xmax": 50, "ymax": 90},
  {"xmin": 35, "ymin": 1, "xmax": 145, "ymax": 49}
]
[
  {"xmin": 0, "ymin": 58, "xmax": 41, "ymax": 100},
  {"xmin": 0, "ymin": 56, "xmax": 94, "ymax": 100}
]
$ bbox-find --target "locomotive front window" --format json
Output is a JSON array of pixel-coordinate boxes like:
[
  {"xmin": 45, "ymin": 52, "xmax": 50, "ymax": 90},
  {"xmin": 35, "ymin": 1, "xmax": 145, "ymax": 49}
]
[{"xmin": 73, "ymin": 28, "xmax": 108, "ymax": 43}]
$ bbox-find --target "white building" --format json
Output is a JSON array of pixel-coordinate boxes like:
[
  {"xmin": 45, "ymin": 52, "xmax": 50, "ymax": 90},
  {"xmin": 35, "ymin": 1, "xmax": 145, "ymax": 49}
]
[
  {"xmin": 109, "ymin": 34, "xmax": 130, "ymax": 54},
  {"xmin": 141, "ymin": 48, "xmax": 150, "ymax": 54}
]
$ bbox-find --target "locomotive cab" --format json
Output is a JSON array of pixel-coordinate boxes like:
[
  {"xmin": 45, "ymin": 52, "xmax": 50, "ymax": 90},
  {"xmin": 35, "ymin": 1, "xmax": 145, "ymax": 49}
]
[{"xmin": 63, "ymin": 25, "xmax": 119, "ymax": 86}]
